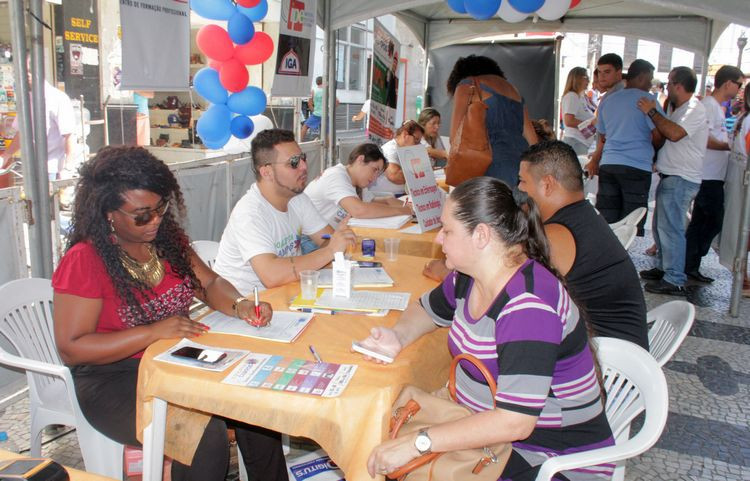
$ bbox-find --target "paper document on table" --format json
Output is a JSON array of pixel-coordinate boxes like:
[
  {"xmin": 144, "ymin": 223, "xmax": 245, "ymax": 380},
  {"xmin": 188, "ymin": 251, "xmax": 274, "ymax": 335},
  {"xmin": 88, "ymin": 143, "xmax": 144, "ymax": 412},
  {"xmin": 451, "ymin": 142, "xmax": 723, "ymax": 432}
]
[
  {"xmin": 316, "ymin": 289, "xmax": 410, "ymax": 311},
  {"xmin": 223, "ymin": 353, "xmax": 358, "ymax": 397},
  {"xmin": 399, "ymin": 224, "xmax": 424, "ymax": 234},
  {"xmin": 348, "ymin": 214, "xmax": 411, "ymax": 229},
  {"xmin": 200, "ymin": 310, "xmax": 314, "ymax": 343},
  {"xmin": 317, "ymin": 267, "xmax": 394, "ymax": 288},
  {"xmin": 155, "ymin": 339, "xmax": 248, "ymax": 372}
]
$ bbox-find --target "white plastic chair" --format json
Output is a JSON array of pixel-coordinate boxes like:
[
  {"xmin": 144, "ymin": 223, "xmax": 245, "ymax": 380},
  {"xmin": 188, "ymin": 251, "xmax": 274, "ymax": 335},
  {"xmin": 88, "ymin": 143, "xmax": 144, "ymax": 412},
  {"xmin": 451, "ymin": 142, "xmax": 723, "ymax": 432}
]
[
  {"xmin": 0, "ymin": 278, "xmax": 124, "ymax": 479},
  {"xmin": 535, "ymin": 337, "xmax": 669, "ymax": 481},
  {"xmin": 647, "ymin": 300, "xmax": 695, "ymax": 367},
  {"xmin": 191, "ymin": 240, "xmax": 220, "ymax": 268},
  {"xmin": 612, "ymin": 224, "xmax": 637, "ymax": 250},
  {"xmin": 609, "ymin": 207, "xmax": 647, "ymax": 230}
]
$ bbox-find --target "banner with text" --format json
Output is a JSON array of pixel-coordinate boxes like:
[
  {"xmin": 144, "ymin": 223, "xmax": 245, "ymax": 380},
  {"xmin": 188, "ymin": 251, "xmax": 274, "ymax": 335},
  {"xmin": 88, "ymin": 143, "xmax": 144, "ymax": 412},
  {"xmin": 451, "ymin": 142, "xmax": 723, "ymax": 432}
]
[
  {"xmin": 398, "ymin": 145, "xmax": 443, "ymax": 233},
  {"xmin": 368, "ymin": 19, "xmax": 399, "ymax": 145},
  {"xmin": 120, "ymin": 0, "xmax": 190, "ymax": 91},
  {"xmin": 271, "ymin": 0, "xmax": 316, "ymax": 97}
]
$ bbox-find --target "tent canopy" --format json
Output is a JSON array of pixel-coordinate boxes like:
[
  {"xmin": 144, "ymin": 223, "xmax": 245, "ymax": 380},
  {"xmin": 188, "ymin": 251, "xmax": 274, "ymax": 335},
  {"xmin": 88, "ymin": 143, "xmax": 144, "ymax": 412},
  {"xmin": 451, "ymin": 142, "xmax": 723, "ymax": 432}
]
[{"xmin": 322, "ymin": 0, "xmax": 750, "ymax": 56}]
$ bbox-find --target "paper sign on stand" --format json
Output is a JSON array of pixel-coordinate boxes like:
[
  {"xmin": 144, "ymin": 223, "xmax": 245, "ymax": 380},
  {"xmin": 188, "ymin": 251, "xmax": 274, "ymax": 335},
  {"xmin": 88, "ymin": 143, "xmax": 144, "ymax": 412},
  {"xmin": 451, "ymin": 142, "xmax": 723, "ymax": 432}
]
[{"xmin": 397, "ymin": 144, "xmax": 443, "ymax": 233}]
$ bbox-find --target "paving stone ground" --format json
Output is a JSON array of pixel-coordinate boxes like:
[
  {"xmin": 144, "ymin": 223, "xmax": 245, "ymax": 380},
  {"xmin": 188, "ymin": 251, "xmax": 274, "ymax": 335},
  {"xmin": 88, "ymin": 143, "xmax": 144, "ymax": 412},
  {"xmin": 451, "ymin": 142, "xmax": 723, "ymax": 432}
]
[{"xmin": 1, "ymin": 215, "xmax": 748, "ymax": 480}]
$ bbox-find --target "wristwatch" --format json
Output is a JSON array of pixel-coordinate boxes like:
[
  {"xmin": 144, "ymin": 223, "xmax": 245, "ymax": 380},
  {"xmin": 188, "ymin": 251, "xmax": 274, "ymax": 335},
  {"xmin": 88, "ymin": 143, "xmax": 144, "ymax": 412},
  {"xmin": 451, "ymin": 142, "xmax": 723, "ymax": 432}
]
[
  {"xmin": 647, "ymin": 108, "xmax": 658, "ymax": 118},
  {"xmin": 414, "ymin": 429, "xmax": 432, "ymax": 455}
]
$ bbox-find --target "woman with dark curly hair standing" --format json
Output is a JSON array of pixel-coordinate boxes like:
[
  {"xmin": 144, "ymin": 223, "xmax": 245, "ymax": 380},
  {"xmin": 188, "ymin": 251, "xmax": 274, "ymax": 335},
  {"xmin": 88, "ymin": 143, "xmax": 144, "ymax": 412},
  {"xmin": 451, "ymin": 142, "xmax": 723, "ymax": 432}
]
[
  {"xmin": 52, "ymin": 146, "xmax": 289, "ymax": 481},
  {"xmin": 447, "ymin": 55, "xmax": 538, "ymax": 187}
]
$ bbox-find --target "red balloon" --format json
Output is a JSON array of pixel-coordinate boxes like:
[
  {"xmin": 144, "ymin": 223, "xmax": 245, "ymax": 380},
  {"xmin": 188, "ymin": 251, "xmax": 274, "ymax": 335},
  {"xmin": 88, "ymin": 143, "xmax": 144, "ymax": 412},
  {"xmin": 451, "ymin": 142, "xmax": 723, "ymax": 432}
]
[
  {"xmin": 233, "ymin": 31, "xmax": 274, "ymax": 65},
  {"xmin": 237, "ymin": 0, "xmax": 261, "ymax": 6},
  {"xmin": 220, "ymin": 59, "xmax": 249, "ymax": 92},
  {"xmin": 208, "ymin": 59, "xmax": 223, "ymax": 71},
  {"xmin": 570, "ymin": 0, "xmax": 581, "ymax": 8},
  {"xmin": 197, "ymin": 25, "xmax": 234, "ymax": 62}
]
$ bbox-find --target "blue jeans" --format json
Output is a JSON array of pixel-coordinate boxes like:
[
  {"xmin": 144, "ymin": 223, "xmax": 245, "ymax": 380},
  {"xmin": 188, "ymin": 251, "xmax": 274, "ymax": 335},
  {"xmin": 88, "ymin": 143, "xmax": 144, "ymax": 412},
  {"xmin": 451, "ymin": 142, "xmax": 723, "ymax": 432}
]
[{"xmin": 652, "ymin": 175, "xmax": 700, "ymax": 286}]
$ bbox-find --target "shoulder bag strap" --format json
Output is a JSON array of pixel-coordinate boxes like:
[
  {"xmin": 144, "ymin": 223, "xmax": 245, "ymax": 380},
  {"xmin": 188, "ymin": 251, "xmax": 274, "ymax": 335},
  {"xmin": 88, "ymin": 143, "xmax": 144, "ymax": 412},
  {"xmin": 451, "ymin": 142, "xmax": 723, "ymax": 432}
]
[{"xmin": 449, "ymin": 353, "xmax": 497, "ymax": 407}]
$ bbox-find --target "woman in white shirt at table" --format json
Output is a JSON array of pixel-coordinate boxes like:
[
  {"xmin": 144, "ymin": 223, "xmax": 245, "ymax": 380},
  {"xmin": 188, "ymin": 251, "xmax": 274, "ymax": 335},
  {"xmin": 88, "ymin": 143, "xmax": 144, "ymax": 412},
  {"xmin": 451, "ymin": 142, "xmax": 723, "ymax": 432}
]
[
  {"xmin": 304, "ymin": 143, "xmax": 413, "ymax": 228},
  {"xmin": 368, "ymin": 120, "xmax": 425, "ymax": 196},
  {"xmin": 561, "ymin": 67, "xmax": 596, "ymax": 155}
]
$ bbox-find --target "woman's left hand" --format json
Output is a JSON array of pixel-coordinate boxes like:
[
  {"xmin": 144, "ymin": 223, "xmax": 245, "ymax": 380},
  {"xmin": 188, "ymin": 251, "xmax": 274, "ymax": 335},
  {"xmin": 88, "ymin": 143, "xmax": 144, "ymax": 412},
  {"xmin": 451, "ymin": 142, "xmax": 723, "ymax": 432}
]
[
  {"xmin": 367, "ymin": 434, "xmax": 420, "ymax": 478},
  {"xmin": 237, "ymin": 300, "xmax": 272, "ymax": 327}
]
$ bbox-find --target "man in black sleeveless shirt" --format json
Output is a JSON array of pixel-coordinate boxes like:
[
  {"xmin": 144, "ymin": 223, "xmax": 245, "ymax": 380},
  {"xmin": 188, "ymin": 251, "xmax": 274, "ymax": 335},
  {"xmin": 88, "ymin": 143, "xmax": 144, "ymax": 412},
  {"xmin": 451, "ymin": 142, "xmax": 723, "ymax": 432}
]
[{"xmin": 518, "ymin": 141, "xmax": 649, "ymax": 349}]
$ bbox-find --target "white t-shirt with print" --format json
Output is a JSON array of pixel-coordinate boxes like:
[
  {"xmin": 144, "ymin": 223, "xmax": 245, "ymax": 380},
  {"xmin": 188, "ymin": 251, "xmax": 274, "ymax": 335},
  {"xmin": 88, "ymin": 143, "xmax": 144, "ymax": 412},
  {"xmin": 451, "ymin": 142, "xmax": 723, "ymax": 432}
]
[
  {"xmin": 561, "ymin": 91, "xmax": 595, "ymax": 145},
  {"xmin": 368, "ymin": 139, "xmax": 405, "ymax": 195},
  {"xmin": 304, "ymin": 163, "xmax": 358, "ymax": 228},
  {"xmin": 701, "ymin": 95, "xmax": 730, "ymax": 181},
  {"xmin": 213, "ymin": 184, "xmax": 328, "ymax": 295},
  {"xmin": 656, "ymin": 96, "xmax": 708, "ymax": 184}
]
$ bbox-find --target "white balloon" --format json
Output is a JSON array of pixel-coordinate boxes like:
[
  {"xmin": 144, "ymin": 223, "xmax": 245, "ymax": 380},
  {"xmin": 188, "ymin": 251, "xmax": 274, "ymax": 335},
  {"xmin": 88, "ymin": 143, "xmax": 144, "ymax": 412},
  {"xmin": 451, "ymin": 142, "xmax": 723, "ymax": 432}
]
[
  {"xmin": 536, "ymin": 0, "xmax": 570, "ymax": 20},
  {"xmin": 221, "ymin": 135, "xmax": 253, "ymax": 154},
  {"xmin": 250, "ymin": 114, "xmax": 274, "ymax": 137},
  {"xmin": 498, "ymin": 0, "xmax": 527, "ymax": 23}
]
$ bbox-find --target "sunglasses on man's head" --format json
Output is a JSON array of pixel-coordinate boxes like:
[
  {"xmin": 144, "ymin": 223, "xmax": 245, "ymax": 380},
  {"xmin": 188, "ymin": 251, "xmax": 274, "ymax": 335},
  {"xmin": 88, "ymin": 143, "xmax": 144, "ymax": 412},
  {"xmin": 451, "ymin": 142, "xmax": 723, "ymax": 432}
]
[
  {"xmin": 118, "ymin": 199, "xmax": 170, "ymax": 226},
  {"xmin": 267, "ymin": 153, "xmax": 307, "ymax": 169}
]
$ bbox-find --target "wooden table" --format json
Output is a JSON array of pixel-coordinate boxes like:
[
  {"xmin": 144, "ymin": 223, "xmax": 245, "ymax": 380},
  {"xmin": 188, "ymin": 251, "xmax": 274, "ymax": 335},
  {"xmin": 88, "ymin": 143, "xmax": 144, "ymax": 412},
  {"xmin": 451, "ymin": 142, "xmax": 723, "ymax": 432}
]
[
  {"xmin": 0, "ymin": 449, "xmax": 117, "ymax": 480},
  {"xmin": 352, "ymin": 226, "xmax": 443, "ymax": 259},
  {"xmin": 137, "ymin": 255, "xmax": 450, "ymax": 481}
]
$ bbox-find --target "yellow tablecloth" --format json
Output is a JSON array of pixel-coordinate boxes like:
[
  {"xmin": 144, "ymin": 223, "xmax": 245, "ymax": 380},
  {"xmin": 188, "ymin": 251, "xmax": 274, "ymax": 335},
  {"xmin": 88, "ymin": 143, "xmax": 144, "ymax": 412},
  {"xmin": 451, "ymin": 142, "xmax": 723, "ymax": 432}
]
[
  {"xmin": 352, "ymin": 226, "xmax": 443, "ymax": 259},
  {"xmin": 136, "ymin": 255, "xmax": 450, "ymax": 481},
  {"xmin": 0, "ymin": 450, "xmax": 117, "ymax": 480}
]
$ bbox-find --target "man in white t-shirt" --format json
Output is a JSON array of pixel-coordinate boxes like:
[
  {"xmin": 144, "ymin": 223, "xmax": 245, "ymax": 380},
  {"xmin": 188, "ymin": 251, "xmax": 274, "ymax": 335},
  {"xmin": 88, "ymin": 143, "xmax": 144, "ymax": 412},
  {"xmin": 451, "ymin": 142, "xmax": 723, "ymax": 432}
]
[
  {"xmin": 637, "ymin": 67, "xmax": 708, "ymax": 296},
  {"xmin": 368, "ymin": 120, "xmax": 424, "ymax": 196},
  {"xmin": 684, "ymin": 65, "xmax": 744, "ymax": 283},
  {"xmin": 213, "ymin": 129, "xmax": 356, "ymax": 295}
]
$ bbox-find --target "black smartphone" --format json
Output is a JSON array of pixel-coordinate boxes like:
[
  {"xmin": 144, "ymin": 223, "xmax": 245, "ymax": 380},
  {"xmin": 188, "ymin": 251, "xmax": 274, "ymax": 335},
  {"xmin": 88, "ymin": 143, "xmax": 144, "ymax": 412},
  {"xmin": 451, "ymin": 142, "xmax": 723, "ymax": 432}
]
[
  {"xmin": 356, "ymin": 261, "xmax": 382, "ymax": 268},
  {"xmin": 171, "ymin": 346, "xmax": 227, "ymax": 364}
]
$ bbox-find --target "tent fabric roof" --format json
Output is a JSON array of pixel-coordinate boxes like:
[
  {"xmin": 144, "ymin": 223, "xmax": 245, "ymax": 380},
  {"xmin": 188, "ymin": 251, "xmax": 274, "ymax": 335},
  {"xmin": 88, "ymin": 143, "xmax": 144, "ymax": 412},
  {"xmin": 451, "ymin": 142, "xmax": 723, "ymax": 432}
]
[{"xmin": 325, "ymin": 0, "xmax": 750, "ymax": 54}]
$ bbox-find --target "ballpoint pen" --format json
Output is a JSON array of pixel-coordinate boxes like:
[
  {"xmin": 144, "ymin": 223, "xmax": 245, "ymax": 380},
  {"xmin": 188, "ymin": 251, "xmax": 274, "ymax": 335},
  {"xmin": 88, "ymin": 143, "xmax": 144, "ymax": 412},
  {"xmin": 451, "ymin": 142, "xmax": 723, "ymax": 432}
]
[
  {"xmin": 253, "ymin": 286, "xmax": 261, "ymax": 324},
  {"xmin": 308, "ymin": 344, "xmax": 323, "ymax": 363}
]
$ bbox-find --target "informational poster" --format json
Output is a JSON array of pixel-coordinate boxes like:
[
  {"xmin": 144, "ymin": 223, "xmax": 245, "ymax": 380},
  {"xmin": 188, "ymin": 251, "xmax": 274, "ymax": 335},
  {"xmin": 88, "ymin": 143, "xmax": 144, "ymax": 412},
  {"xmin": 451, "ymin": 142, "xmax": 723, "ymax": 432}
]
[
  {"xmin": 120, "ymin": 0, "xmax": 190, "ymax": 90},
  {"xmin": 271, "ymin": 0, "xmax": 316, "ymax": 97},
  {"xmin": 398, "ymin": 145, "xmax": 443, "ymax": 232},
  {"xmin": 368, "ymin": 20, "xmax": 400, "ymax": 144}
]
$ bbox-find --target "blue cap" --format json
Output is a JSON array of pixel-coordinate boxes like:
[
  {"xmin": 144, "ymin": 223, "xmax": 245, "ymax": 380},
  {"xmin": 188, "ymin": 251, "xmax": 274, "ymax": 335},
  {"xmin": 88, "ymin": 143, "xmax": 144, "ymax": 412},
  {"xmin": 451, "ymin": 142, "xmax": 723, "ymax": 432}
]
[{"xmin": 0, "ymin": 431, "xmax": 7, "ymax": 442}]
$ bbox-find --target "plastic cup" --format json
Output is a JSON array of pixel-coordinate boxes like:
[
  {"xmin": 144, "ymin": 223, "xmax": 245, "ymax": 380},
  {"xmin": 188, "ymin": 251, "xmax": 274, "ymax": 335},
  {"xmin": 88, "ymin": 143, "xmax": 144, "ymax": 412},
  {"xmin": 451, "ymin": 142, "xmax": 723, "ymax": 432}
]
[
  {"xmin": 384, "ymin": 238, "xmax": 400, "ymax": 261},
  {"xmin": 299, "ymin": 270, "xmax": 319, "ymax": 300}
]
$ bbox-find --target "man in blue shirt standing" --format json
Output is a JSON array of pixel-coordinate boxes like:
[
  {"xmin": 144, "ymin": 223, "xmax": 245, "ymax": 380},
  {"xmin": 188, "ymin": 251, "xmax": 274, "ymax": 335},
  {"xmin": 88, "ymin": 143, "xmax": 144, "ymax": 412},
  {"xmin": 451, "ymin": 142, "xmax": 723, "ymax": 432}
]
[{"xmin": 587, "ymin": 59, "xmax": 661, "ymax": 235}]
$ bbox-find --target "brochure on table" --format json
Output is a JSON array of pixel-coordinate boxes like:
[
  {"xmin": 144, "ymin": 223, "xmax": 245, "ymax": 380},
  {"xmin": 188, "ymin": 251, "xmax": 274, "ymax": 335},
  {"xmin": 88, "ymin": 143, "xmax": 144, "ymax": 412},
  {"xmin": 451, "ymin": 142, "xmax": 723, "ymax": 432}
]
[
  {"xmin": 289, "ymin": 289, "xmax": 410, "ymax": 313},
  {"xmin": 223, "ymin": 353, "xmax": 358, "ymax": 398},
  {"xmin": 397, "ymin": 144, "xmax": 443, "ymax": 233},
  {"xmin": 200, "ymin": 310, "xmax": 315, "ymax": 343},
  {"xmin": 317, "ymin": 267, "xmax": 394, "ymax": 288}
]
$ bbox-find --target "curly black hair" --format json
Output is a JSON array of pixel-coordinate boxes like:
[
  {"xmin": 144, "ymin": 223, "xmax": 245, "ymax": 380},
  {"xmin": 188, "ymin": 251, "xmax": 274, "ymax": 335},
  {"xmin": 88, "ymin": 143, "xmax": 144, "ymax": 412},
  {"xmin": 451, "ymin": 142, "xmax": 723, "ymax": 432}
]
[
  {"xmin": 66, "ymin": 146, "xmax": 201, "ymax": 319},
  {"xmin": 446, "ymin": 55, "xmax": 505, "ymax": 96}
]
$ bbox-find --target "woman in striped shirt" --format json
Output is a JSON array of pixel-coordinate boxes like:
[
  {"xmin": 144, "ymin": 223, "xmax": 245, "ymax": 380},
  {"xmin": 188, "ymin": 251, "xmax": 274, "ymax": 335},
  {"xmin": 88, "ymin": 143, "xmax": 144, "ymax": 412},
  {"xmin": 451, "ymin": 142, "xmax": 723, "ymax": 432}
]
[{"xmin": 363, "ymin": 176, "xmax": 614, "ymax": 480}]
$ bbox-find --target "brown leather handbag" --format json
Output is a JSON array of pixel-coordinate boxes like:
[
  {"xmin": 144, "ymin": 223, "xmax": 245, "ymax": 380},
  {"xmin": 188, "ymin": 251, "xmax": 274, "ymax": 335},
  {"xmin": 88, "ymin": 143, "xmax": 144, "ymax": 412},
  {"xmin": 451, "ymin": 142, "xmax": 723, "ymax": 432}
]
[
  {"xmin": 446, "ymin": 78, "xmax": 492, "ymax": 187},
  {"xmin": 386, "ymin": 354, "xmax": 511, "ymax": 481}
]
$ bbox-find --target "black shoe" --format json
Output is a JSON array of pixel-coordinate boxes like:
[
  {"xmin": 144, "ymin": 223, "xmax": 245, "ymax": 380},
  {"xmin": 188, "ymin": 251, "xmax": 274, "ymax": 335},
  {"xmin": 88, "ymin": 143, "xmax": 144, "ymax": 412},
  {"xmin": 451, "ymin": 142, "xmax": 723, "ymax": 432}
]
[
  {"xmin": 639, "ymin": 268, "xmax": 665, "ymax": 280},
  {"xmin": 686, "ymin": 270, "xmax": 714, "ymax": 283},
  {"xmin": 645, "ymin": 279, "xmax": 687, "ymax": 297}
]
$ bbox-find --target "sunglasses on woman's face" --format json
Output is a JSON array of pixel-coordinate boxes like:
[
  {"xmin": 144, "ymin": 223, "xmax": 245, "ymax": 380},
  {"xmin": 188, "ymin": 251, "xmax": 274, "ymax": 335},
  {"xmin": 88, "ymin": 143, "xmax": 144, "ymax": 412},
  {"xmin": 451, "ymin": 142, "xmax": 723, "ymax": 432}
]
[{"xmin": 118, "ymin": 199, "xmax": 170, "ymax": 226}]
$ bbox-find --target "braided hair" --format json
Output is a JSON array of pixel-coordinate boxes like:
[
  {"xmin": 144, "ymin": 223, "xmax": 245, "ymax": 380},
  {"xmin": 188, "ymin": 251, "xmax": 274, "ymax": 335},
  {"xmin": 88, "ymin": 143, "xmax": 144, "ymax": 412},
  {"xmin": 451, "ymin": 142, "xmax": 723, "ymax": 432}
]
[
  {"xmin": 66, "ymin": 146, "xmax": 201, "ymax": 318},
  {"xmin": 449, "ymin": 176, "xmax": 559, "ymax": 278}
]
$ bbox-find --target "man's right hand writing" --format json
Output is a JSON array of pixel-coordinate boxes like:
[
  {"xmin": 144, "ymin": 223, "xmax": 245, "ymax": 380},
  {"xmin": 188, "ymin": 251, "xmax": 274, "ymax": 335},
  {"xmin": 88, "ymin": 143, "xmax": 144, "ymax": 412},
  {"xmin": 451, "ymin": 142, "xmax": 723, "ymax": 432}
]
[{"xmin": 150, "ymin": 315, "xmax": 209, "ymax": 340}]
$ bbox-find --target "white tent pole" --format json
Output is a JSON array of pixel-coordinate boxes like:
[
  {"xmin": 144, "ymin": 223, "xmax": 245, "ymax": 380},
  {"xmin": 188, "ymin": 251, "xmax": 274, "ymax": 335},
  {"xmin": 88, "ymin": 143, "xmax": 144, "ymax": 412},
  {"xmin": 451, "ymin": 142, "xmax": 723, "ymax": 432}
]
[
  {"xmin": 422, "ymin": 22, "xmax": 430, "ymax": 107},
  {"xmin": 325, "ymin": 0, "xmax": 337, "ymax": 167},
  {"xmin": 553, "ymin": 35, "xmax": 563, "ymax": 136},
  {"xmin": 699, "ymin": 19, "xmax": 713, "ymax": 95}
]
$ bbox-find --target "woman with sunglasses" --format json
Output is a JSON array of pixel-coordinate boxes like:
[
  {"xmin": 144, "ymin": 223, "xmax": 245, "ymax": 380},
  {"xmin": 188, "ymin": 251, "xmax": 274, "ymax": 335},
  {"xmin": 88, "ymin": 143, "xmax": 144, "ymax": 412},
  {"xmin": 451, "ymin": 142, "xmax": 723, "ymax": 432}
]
[
  {"xmin": 368, "ymin": 120, "xmax": 425, "ymax": 196},
  {"xmin": 52, "ymin": 146, "xmax": 289, "ymax": 481}
]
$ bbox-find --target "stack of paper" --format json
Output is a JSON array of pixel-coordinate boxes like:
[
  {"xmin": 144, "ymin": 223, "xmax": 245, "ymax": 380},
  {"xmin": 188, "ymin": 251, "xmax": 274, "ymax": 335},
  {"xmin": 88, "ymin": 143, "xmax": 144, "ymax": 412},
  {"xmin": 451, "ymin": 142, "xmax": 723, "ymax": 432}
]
[
  {"xmin": 290, "ymin": 289, "xmax": 410, "ymax": 314},
  {"xmin": 200, "ymin": 310, "xmax": 314, "ymax": 343},
  {"xmin": 348, "ymin": 214, "xmax": 411, "ymax": 229},
  {"xmin": 317, "ymin": 267, "xmax": 394, "ymax": 288}
]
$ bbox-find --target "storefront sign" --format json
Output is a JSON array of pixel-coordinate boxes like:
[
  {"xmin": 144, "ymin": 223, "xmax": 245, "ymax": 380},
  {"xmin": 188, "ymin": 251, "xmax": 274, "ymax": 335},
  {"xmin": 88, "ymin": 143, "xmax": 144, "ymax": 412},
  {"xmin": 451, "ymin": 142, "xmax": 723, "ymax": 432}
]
[
  {"xmin": 120, "ymin": 0, "xmax": 190, "ymax": 91},
  {"xmin": 398, "ymin": 145, "xmax": 443, "ymax": 233},
  {"xmin": 271, "ymin": 0, "xmax": 316, "ymax": 97},
  {"xmin": 369, "ymin": 20, "xmax": 400, "ymax": 145}
]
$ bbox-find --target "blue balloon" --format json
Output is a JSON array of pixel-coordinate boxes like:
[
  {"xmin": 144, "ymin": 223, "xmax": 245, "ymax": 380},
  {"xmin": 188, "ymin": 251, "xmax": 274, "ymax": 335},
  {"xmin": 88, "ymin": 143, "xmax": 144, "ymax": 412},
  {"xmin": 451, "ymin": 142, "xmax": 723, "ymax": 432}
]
[
  {"xmin": 197, "ymin": 104, "xmax": 232, "ymax": 143},
  {"xmin": 237, "ymin": 0, "xmax": 268, "ymax": 22},
  {"xmin": 203, "ymin": 131, "xmax": 232, "ymax": 150},
  {"xmin": 193, "ymin": 68, "xmax": 228, "ymax": 105},
  {"xmin": 446, "ymin": 0, "xmax": 467, "ymax": 14},
  {"xmin": 228, "ymin": 11, "xmax": 256, "ymax": 45},
  {"xmin": 508, "ymin": 0, "xmax": 545, "ymax": 14},
  {"xmin": 227, "ymin": 86, "xmax": 267, "ymax": 116},
  {"xmin": 230, "ymin": 116, "xmax": 255, "ymax": 139},
  {"xmin": 190, "ymin": 0, "xmax": 236, "ymax": 21},
  {"xmin": 465, "ymin": 0, "xmax": 500, "ymax": 20}
]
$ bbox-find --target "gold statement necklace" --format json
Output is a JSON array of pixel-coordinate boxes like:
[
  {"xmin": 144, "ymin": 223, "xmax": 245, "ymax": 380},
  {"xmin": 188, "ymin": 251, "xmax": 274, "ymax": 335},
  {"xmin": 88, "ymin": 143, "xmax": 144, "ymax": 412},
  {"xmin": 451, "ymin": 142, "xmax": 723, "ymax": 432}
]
[{"xmin": 119, "ymin": 243, "xmax": 165, "ymax": 287}]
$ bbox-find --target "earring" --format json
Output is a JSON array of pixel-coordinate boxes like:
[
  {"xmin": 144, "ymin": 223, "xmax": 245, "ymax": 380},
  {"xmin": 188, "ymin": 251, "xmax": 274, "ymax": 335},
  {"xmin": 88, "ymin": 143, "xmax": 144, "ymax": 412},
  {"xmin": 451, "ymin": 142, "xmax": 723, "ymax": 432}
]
[{"xmin": 108, "ymin": 218, "xmax": 117, "ymax": 244}]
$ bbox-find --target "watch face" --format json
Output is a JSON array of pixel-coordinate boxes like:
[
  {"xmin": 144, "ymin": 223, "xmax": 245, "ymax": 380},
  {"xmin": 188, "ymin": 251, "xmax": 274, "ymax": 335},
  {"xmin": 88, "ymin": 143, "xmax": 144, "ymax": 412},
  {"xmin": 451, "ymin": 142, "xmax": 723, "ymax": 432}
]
[{"xmin": 415, "ymin": 432, "xmax": 431, "ymax": 452}]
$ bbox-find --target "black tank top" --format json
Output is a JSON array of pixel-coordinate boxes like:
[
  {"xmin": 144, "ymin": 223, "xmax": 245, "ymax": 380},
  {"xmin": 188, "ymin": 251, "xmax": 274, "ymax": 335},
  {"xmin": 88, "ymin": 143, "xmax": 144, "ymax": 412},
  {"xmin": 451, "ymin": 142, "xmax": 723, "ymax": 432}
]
[{"xmin": 546, "ymin": 200, "xmax": 649, "ymax": 349}]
